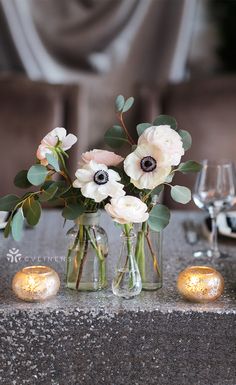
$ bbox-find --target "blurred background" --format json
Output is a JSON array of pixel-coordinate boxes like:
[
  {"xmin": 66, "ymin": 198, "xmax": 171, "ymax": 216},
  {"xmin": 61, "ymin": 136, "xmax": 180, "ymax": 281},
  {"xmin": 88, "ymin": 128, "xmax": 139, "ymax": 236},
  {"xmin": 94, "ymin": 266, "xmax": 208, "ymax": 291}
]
[{"xmin": 0, "ymin": 0, "xmax": 235, "ymax": 207}]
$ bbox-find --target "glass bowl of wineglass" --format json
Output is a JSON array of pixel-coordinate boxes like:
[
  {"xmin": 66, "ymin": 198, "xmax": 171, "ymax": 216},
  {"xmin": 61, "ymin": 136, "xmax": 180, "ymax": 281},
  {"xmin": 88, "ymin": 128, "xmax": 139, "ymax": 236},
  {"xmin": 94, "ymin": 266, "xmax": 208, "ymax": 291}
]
[{"xmin": 193, "ymin": 160, "xmax": 236, "ymax": 260}]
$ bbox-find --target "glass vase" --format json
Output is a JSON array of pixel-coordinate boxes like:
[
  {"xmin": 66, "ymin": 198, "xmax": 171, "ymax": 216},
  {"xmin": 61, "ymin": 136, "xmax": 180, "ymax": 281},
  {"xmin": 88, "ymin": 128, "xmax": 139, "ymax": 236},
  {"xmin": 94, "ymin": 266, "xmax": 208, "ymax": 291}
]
[
  {"xmin": 112, "ymin": 230, "xmax": 142, "ymax": 299},
  {"xmin": 135, "ymin": 221, "xmax": 163, "ymax": 291},
  {"xmin": 66, "ymin": 211, "xmax": 108, "ymax": 291}
]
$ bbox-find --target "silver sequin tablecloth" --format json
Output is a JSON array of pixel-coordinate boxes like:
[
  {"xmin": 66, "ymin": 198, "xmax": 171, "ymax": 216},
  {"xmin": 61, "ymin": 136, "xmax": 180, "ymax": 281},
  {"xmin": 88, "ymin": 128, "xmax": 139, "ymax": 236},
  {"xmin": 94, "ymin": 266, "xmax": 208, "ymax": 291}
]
[{"xmin": 0, "ymin": 210, "xmax": 235, "ymax": 385}]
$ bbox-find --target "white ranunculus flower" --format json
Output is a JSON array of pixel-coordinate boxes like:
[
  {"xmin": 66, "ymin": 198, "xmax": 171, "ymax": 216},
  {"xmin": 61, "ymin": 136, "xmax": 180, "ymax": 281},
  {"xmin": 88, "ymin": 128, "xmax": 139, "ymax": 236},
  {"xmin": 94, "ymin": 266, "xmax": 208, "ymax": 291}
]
[
  {"xmin": 105, "ymin": 196, "xmax": 149, "ymax": 224},
  {"xmin": 124, "ymin": 144, "xmax": 171, "ymax": 190},
  {"xmin": 36, "ymin": 127, "xmax": 77, "ymax": 165},
  {"xmin": 138, "ymin": 125, "xmax": 184, "ymax": 166},
  {"xmin": 73, "ymin": 160, "xmax": 125, "ymax": 203}
]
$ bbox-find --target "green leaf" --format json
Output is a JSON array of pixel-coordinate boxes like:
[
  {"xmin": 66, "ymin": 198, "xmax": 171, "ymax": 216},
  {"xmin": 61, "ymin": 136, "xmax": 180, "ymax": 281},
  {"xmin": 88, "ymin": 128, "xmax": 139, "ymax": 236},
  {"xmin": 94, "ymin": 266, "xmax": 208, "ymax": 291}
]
[
  {"xmin": 46, "ymin": 153, "xmax": 60, "ymax": 172},
  {"xmin": 0, "ymin": 195, "xmax": 19, "ymax": 211},
  {"xmin": 23, "ymin": 197, "xmax": 41, "ymax": 226},
  {"xmin": 14, "ymin": 170, "xmax": 32, "ymax": 188},
  {"xmin": 178, "ymin": 130, "xmax": 192, "ymax": 151},
  {"xmin": 136, "ymin": 123, "xmax": 152, "ymax": 136},
  {"xmin": 177, "ymin": 161, "xmax": 202, "ymax": 173},
  {"xmin": 12, "ymin": 209, "xmax": 24, "ymax": 241},
  {"xmin": 171, "ymin": 185, "xmax": 191, "ymax": 204},
  {"xmin": 42, "ymin": 181, "xmax": 72, "ymax": 199},
  {"xmin": 104, "ymin": 125, "xmax": 128, "ymax": 148},
  {"xmin": 148, "ymin": 204, "xmax": 170, "ymax": 231},
  {"xmin": 115, "ymin": 95, "xmax": 125, "ymax": 112},
  {"xmin": 153, "ymin": 115, "xmax": 177, "ymax": 129},
  {"xmin": 62, "ymin": 204, "xmax": 85, "ymax": 220},
  {"xmin": 165, "ymin": 173, "xmax": 174, "ymax": 183},
  {"xmin": 39, "ymin": 184, "xmax": 58, "ymax": 202},
  {"xmin": 151, "ymin": 184, "xmax": 164, "ymax": 197},
  {"xmin": 4, "ymin": 216, "xmax": 12, "ymax": 238},
  {"xmin": 27, "ymin": 165, "xmax": 48, "ymax": 186},
  {"xmin": 122, "ymin": 97, "xmax": 134, "ymax": 112}
]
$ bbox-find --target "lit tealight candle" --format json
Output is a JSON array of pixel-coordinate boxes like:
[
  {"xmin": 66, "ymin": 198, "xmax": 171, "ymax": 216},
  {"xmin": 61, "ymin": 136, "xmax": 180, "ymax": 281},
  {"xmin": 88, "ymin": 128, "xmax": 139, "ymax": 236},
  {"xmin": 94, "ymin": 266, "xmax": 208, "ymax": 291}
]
[
  {"xmin": 12, "ymin": 266, "xmax": 60, "ymax": 302},
  {"xmin": 177, "ymin": 266, "xmax": 224, "ymax": 303}
]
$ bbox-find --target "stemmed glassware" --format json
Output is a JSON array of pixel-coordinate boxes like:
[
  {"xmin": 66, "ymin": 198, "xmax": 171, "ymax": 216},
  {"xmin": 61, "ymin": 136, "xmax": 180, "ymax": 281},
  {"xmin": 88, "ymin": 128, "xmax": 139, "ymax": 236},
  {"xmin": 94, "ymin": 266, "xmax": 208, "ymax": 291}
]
[{"xmin": 193, "ymin": 160, "xmax": 236, "ymax": 260}]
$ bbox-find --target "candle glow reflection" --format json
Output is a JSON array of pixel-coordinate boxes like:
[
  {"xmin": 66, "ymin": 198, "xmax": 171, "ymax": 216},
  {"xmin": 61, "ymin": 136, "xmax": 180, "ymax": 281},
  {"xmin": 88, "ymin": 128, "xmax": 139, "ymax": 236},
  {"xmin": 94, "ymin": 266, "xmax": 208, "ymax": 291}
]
[{"xmin": 12, "ymin": 266, "xmax": 60, "ymax": 302}]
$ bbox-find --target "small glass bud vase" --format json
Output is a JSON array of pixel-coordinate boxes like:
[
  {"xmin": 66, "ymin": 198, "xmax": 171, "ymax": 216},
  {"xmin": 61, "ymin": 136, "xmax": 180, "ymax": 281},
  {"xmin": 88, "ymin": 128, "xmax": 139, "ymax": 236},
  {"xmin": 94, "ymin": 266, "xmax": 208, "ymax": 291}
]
[
  {"xmin": 112, "ymin": 229, "xmax": 142, "ymax": 299},
  {"xmin": 66, "ymin": 211, "xmax": 108, "ymax": 291},
  {"xmin": 135, "ymin": 222, "xmax": 163, "ymax": 291}
]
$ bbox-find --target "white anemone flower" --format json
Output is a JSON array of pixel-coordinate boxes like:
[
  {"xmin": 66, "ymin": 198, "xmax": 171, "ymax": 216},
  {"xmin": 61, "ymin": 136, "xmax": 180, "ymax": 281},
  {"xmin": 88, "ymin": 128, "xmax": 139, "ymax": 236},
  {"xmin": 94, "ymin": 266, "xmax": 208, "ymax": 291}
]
[
  {"xmin": 138, "ymin": 125, "xmax": 184, "ymax": 166},
  {"xmin": 105, "ymin": 196, "xmax": 149, "ymax": 224},
  {"xmin": 37, "ymin": 127, "xmax": 77, "ymax": 165},
  {"xmin": 73, "ymin": 160, "xmax": 125, "ymax": 203},
  {"xmin": 124, "ymin": 144, "xmax": 171, "ymax": 190}
]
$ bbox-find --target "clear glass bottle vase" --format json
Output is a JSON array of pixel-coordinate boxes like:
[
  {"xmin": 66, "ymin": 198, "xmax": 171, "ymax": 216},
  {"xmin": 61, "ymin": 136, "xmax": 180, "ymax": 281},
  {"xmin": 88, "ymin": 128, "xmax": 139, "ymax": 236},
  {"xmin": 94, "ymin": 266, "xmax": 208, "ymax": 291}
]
[
  {"xmin": 112, "ymin": 230, "xmax": 142, "ymax": 299},
  {"xmin": 66, "ymin": 211, "xmax": 108, "ymax": 291},
  {"xmin": 135, "ymin": 222, "xmax": 163, "ymax": 291}
]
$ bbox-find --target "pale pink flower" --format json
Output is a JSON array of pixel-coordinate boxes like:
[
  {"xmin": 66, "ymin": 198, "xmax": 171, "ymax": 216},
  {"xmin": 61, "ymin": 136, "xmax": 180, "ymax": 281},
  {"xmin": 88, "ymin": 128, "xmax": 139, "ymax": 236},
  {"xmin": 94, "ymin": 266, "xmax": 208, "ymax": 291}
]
[
  {"xmin": 105, "ymin": 196, "xmax": 149, "ymax": 224},
  {"xmin": 36, "ymin": 127, "xmax": 77, "ymax": 165},
  {"xmin": 80, "ymin": 149, "xmax": 123, "ymax": 167}
]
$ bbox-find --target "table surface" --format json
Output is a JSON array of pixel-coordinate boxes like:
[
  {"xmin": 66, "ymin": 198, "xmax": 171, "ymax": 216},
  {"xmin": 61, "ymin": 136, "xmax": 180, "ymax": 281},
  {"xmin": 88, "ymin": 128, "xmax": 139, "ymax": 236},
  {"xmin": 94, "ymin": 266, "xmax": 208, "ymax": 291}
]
[{"xmin": 0, "ymin": 209, "xmax": 235, "ymax": 316}]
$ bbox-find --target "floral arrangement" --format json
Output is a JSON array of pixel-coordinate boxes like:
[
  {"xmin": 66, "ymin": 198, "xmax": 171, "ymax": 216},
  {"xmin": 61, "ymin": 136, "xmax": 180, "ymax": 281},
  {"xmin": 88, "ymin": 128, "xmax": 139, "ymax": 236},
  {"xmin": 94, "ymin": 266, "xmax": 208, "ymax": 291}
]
[{"xmin": 0, "ymin": 95, "xmax": 201, "ymax": 294}]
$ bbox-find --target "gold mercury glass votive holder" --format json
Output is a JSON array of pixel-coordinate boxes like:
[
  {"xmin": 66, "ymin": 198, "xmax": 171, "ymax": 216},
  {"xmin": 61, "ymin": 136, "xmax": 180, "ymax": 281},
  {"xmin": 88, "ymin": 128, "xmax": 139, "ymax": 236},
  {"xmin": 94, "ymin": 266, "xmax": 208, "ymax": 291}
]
[
  {"xmin": 177, "ymin": 266, "xmax": 224, "ymax": 303},
  {"xmin": 12, "ymin": 266, "xmax": 60, "ymax": 302}
]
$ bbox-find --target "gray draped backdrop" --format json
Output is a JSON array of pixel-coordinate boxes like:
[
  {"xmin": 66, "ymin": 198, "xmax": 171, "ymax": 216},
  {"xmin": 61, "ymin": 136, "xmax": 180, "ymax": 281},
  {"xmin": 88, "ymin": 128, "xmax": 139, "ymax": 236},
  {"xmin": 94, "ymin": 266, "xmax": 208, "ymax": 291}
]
[{"xmin": 0, "ymin": 0, "xmax": 196, "ymax": 151}]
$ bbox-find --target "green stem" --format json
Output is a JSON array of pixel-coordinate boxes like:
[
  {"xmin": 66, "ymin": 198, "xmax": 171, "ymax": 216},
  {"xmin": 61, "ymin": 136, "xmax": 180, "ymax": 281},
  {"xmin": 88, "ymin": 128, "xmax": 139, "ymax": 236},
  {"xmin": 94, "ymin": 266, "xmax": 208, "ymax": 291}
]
[
  {"xmin": 76, "ymin": 230, "xmax": 89, "ymax": 289},
  {"xmin": 124, "ymin": 223, "xmax": 136, "ymax": 289},
  {"xmin": 66, "ymin": 227, "xmax": 82, "ymax": 288},
  {"xmin": 85, "ymin": 227, "xmax": 107, "ymax": 287},
  {"xmin": 145, "ymin": 226, "xmax": 161, "ymax": 278},
  {"xmin": 135, "ymin": 222, "xmax": 147, "ymax": 282},
  {"xmin": 118, "ymin": 113, "xmax": 135, "ymax": 145}
]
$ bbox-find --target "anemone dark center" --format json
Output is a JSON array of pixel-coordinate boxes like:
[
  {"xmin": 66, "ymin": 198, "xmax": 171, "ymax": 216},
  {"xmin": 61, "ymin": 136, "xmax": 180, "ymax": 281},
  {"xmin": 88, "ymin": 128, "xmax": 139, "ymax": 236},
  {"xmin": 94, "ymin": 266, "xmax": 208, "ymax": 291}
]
[
  {"xmin": 140, "ymin": 156, "xmax": 157, "ymax": 172},
  {"xmin": 94, "ymin": 170, "xmax": 109, "ymax": 185}
]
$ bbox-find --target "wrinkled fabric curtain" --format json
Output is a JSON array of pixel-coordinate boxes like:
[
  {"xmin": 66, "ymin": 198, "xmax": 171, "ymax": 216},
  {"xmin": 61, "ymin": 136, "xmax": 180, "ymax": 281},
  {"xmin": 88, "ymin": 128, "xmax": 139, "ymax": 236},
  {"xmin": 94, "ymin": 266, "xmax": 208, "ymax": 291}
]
[
  {"xmin": 31, "ymin": 0, "xmax": 149, "ymax": 73},
  {"xmin": 0, "ymin": 0, "xmax": 189, "ymax": 83},
  {"xmin": 0, "ymin": 0, "xmax": 193, "ymax": 153}
]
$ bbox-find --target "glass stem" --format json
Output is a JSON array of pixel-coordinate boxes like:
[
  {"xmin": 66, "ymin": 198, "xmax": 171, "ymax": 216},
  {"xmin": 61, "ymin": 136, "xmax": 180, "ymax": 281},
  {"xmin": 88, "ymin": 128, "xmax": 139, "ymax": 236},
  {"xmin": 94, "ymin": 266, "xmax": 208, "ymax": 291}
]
[{"xmin": 210, "ymin": 215, "xmax": 219, "ymax": 256}]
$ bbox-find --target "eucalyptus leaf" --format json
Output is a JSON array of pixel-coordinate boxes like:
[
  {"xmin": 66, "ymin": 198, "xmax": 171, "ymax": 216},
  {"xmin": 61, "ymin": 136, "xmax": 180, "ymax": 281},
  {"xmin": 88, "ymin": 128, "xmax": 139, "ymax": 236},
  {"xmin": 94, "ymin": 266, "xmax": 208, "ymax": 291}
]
[
  {"xmin": 27, "ymin": 165, "xmax": 48, "ymax": 186},
  {"xmin": 46, "ymin": 153, "xmax": 60, "ymax": 172},
  {"xmin": 104, "ymin": 125, "xmax": 128, "ymax": 148},
  {"xmin": 14, "ymin": 170, "xmax": 32, "ymax": 188},
  {"xmin": 115, "ymin": 95, "xmax": 125, "ymax": 112},
  {"xmin": 165, "ymin": 173, "xmax": 174, "ymax": 183},
  {"xmin": 136, "ymin": 123, "xmax": 152, "ymax": 136},
  {"xmin": 151, "ymin": 184, "xmax": 164, "ymax": 197},
  {"xmin": 39, "ymin": 184, "xmax": 59, "ymax": 202},
  {"xmin": 4, "ymin": 216, "xmax": 12, "ymax": 238},
  {"xmin": 148, "ymin": 204, "xmax": 170, "ymax": 231},
  {"xmin": 0, "ymin": 194, "xmax": 19, "ymax": 211},
  {"xmin": 55, "ymin": 183, "xmax": 74, "ymax": 198},
  {"xmin": 153, "ymin": 115, "xmax": 177, "ymax": 129},
  {"xmin": 171, "ymin": 185, "xmax": 191, "ymax": 204},
  {"xmin": 178, "ymin": 161, "xmax": 202, "ymax": 173},
  {"xmin": 122, "ymin": 97, "xmax": 134, "ymax": 113},
  {"xmin": 62, "ymin": 204, "xmax": 85, "ymax": 220},
  {"xmin": 178, "ymin": 130, "xmax": 192, "ymax": 151},
  {"xmin": 23, "ymin": 197, "xmax": 41, "ymax": 226},
  {"xmin": 12, "ymin": 209, "xmax": 24, "ymax": 241}
]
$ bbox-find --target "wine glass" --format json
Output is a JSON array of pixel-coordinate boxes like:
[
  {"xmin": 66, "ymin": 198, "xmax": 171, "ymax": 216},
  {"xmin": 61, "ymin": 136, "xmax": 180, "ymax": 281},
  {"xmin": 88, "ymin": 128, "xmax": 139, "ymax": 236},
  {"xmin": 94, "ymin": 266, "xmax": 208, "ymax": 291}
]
[{"xmin": 193, "ymin": 160, "xmax": 236, "ymax": 260}]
